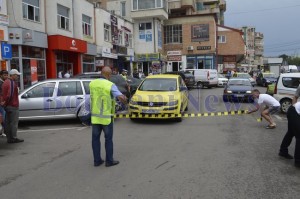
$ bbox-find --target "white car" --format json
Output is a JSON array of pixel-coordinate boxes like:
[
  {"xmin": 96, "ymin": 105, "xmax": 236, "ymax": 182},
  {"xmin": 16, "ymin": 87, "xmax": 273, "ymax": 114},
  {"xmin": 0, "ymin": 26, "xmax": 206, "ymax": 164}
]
[
  {"xmin": 273, "ymin": 73, "xmax": 300, "ymax": 113},
  {"xmin": 218, "ymin": 73, "xmax": 228, "ymax": 86}
]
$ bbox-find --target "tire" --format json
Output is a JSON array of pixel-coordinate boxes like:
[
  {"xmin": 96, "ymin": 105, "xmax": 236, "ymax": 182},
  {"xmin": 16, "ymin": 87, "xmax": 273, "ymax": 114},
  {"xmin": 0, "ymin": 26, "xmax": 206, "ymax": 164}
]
[
  {"xmin": 280, "ymin": 99, "xmax": 292, "ymax": 113},
  {"xmin": 197, "ymin": 82, "xmax": 204, "ymax": 89}
]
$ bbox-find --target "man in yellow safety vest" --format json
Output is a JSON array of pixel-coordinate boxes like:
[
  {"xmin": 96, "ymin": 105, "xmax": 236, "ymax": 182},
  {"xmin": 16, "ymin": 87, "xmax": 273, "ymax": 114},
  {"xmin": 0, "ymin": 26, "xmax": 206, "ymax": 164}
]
[{"xmin": 90, "ymin": 66, "xmax": 127, "ymax": 167}]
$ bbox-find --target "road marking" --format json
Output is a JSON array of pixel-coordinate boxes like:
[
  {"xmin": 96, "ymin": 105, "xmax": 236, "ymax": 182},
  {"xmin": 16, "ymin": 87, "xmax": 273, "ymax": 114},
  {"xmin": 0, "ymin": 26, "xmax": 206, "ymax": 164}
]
[
  {"xmin": 115, "ymin": 110, "xmax": 248, "ymax": 119},
  {"xmin": 18, "ymin": 127, "xmax": 84, "ymax": 133}
]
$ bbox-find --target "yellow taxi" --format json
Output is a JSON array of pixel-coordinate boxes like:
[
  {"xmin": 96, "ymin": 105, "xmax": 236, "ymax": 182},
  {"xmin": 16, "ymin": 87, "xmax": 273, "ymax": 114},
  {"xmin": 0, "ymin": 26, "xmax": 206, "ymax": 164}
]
[{"xmin": 129, "ymin": 74, "xmax": 189, "ymax": 122}]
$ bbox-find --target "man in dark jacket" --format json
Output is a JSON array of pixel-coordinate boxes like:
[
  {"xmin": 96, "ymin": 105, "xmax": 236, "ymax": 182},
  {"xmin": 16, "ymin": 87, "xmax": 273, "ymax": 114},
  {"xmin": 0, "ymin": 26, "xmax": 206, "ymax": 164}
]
[
  {"xmin": 2, "ymin": 69, "xmax": 24, "ymax": 143},
  {"xmin": 0, "ymin": 70, "xmax": 8, "ymax": 137}
]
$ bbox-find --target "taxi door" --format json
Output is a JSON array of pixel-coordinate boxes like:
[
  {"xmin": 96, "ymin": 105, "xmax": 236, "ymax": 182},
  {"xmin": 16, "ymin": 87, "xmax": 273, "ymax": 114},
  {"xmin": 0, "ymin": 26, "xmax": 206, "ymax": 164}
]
[{"xmin": 179, "ymin": 77, "xmax": 188, "ymax": 110}]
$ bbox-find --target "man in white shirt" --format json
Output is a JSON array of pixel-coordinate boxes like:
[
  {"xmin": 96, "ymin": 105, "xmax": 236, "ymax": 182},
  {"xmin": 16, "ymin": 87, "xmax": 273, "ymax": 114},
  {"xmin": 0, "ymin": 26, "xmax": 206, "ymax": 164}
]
[{"xmin": 248, "ymin": 89, "xmax": 280, "ymax": 129}]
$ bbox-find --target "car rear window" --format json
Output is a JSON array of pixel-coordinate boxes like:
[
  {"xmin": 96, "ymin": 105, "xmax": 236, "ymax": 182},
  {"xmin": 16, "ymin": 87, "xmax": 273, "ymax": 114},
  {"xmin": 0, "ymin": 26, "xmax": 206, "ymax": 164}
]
[{"xmin": 282, "ymin": 77, "xmax": 300, "ymax": 88}]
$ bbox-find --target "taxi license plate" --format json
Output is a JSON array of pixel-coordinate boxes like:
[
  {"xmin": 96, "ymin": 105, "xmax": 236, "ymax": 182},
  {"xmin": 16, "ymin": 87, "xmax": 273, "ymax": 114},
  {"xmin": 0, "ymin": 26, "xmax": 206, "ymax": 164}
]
[
  {"xmin": 235, "ymin": 94, "xmax": 244, "ymax": 97},
  {"xmin": 142, "ymin": 109, "xmax": 159, "ymax": 114}
]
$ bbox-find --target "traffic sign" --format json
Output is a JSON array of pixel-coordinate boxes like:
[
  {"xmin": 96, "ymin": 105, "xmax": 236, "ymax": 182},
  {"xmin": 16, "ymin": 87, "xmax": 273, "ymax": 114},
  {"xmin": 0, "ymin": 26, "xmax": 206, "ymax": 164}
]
[{"xmin": 1, "ymin": 43, "xmax": 12, "ymax": 60}]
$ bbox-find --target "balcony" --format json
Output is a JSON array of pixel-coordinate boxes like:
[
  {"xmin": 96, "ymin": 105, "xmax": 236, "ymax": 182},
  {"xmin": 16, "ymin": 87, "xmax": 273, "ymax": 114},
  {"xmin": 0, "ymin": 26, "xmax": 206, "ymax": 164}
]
[
  {"xmin": 131, "ymin": 9, "xmax": 168, "ymax": 20},
  {"xmin": 181, "ymin": 0, "xmax": 195, "ymax": 8},
  {"xmin": 201, "ymin": 0, "xmax": 219, "ymax": 4},
  {"xmin": 196, "ymin": 7, "xmax": 220, "ymax": 15}
]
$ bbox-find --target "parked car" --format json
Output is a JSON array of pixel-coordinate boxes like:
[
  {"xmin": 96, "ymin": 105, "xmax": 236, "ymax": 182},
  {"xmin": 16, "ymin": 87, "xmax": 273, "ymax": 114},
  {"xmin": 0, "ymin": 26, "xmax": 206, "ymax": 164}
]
[
  {"xmin": 223, "ymin": 78, "xmax": 254, "ymax": 103},
  {"xmin": 129, "ymin": 74, "xmax": 189, "ymax": 122},
  {"xmin": 74, "ymin": 72, "xmax": 130, "ymax": 98},
  {"xmin": 232, "ymin": 72, "xmax": 256, "ymax": 86},
  {"xmin": 184, "ymin": 69, "xmax": 218, "ymax": 88},
  {"xmin": 256, "ymin": 72, "xmax": 277, "ymax": 87},
  {"xmin": 217, "ymin": 73, "xmax": 228, "ymax": 87},
  {"xmin": 164, "ymin": 71, "xmax": 195, "ymax": 89},
  {"xmin": 19, "ymin": 78, "xmax": 92, "ymax": 121},
  {"xmin": 273, "ymin": 73, "xmax": 300, "ymax": 113}
]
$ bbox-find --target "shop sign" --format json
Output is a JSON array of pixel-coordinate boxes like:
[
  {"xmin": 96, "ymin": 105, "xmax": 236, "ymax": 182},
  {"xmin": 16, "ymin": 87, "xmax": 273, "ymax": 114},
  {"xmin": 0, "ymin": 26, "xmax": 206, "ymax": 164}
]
[
  {"xmin": 102, "ymin": 47, "xmax": 117, "ymax": 59},
  {"xmin": 191, "ymin": 24, "xmax": 209, "ymax": 42},
  {"xmin": 95, "ymin": 60, "xmax": 104, "ymax": 66},
  {"xmin": 148, "ymin": 53, "xmax": 159, "ymax": 61},
  {"xmin": 30, "ymin": 59, "xmax": 38, "ymax": 85},
  {"xmin": 23, "ymin": 29, "xmax": 34, "ymax": 42},
  {"xmin": 111, "ymin": 15, "xmax": 118, "ymax": 45},
  {"xmin": 167, "ymin": 51, "xmax": 181, "ymax": 56},
  {"xmin": 168, "ymin": 55, "xmax": 182, "ymax": 61},
  {"xmin": 224, "ymin": 63, "xmax": 236, "ymax": 69},
  {"xmin": 1, "ymin": 43, "xmax": 12, "ymax": 59},
  {"xmin": 223, "ymin": 56, "xmax": 236, "ymax": 62},
  {"xmin": 0, "ymin": 14, "xmax": 9, "ymax": 26},
  {"xmin": 197, "ymin": 46, "xmax": 211, "ymax": 50},
  {"xmin": 136, "ymin": 54, "xmax": 147, "ymax": 61}
]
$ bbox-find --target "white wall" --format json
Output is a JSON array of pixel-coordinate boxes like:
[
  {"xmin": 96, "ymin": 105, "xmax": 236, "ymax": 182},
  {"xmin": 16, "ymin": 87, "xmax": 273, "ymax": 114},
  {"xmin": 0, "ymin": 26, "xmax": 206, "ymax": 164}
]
[
  {"xmin": 0, "ymin": 0, "xmax": 8, "ymax": 41},
  {"xmin": 7, "ymin": 0, "xmax": 46, "ymax": 32},
  {"xmin": 106, "ymin": 0, "xmax": 132, "ymax": 20},
  {"xmin": 45, "ymin": 0, "xmax": 73, "ymax": 37},
  {"xmin": 73, "ymin": 0, "xmax": 95, "ymax": 43},
  {"xmin": 133, "ymin": 19, "xmax": 156, "ymax": 54},
  {"xmin": 95, "ymin": 8, "xmax": 113, "ymax": 49}
]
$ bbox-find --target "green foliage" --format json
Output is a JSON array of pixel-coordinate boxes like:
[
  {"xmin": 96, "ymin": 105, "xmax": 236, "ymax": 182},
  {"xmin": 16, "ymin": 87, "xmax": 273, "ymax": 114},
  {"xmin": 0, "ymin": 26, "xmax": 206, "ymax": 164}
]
[{"xmin": 279, "ymin": 54, "xmax": 300, "ymax": 66}]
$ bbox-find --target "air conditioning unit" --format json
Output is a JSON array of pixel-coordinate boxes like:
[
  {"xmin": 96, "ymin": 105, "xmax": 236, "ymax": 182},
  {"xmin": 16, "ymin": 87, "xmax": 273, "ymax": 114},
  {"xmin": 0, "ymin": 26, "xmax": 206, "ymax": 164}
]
[{"xmin": 187, "ymin": 46, "xmax": 194, "ymax": 51}]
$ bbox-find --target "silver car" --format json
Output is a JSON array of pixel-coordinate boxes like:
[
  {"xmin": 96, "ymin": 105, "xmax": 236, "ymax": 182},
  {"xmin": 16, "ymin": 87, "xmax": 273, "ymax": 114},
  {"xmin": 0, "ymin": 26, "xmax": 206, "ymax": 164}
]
[{"xmin": 19, "ymin": 78, "xmax": 92, "ymax": 121}]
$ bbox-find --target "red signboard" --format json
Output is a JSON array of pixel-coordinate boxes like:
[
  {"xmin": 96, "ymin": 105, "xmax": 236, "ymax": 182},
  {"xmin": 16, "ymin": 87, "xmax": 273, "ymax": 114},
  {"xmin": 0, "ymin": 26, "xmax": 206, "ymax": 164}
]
[
  {"xmin": 48, "ymin": 35, "xmax": 87, "ymax": 53},
  {"xmin": 30, "ymin": 59, "xmax": 38, "ymax": 85}
]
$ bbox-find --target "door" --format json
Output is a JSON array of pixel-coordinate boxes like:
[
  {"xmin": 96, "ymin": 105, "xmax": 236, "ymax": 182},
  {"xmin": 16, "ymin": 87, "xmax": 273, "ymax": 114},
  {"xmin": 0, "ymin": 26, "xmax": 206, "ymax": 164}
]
[
  {"xmin": 55, "ymin": 81, "xmax": 84, "ymax": 118},
  {"xmin": 19, "ymin": 82, "xmax": 56, "ymax": 119},
  {"xmin": 172, "ymin": 62, "xmax": 179, "ymax": 71}
]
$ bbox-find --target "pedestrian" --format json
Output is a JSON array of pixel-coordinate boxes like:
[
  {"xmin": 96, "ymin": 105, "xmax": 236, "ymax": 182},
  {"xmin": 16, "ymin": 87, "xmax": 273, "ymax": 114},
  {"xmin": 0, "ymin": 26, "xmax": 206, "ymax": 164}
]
[
  {"xmin": 0, "ymin": 70, "xmax": 8, "ymax": 137},
  {"xmin": 278, "ymin": 102, "xmax": 300, "ymax": 168},
  {"xmin": 247, "ymin": 89, "xmax": 280, "ymax": 129},
  {"xmin": 2, "ymin": 69, "xmax": 24, "ymax": 143},
  {"xmin": 121, "ymin": 69, "xmax": 128, "ymax": 80},
  {"xmin": 58, "ymin": 70, "xmax": 64, "ymax": 78},
  {"xmin": 64, "ymin": 70, "xmax": 71, "ymax": 78},
  {"xmin": 89, "ymin": 66, "xmax": 127, "ymax": 167}
]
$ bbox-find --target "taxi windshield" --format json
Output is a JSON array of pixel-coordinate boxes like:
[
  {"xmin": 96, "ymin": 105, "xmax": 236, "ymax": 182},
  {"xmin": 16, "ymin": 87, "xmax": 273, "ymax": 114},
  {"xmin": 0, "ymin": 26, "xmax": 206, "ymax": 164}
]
[{"xmin": 139, "ymin": 78, "xmax": 177, "ymax": 91}]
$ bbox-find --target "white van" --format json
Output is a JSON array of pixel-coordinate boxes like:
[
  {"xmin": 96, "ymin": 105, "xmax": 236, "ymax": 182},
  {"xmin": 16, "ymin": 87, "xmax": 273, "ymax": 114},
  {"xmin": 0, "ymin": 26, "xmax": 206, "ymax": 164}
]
[
  {"xmin": 184, "ymin": 69, "xmax": 218, "ymax": 88},
  {"xmin": 273, "ymin": 73, "xmax": 300, "ymax": 113}
]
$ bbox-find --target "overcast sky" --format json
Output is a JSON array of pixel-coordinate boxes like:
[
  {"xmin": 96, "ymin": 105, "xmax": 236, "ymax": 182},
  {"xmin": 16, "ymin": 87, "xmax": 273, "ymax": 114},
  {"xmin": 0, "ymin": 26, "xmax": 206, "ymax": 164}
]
[{"xmin": 224, "ymin": 0, "xmax": 300, "ymax": 57}]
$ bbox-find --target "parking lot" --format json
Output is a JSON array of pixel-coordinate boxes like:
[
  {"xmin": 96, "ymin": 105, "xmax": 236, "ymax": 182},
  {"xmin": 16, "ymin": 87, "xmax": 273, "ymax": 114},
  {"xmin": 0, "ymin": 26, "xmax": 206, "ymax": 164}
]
[{"xmin": 0, "ymin": 86, "xmax": 299, "ymax": 199}]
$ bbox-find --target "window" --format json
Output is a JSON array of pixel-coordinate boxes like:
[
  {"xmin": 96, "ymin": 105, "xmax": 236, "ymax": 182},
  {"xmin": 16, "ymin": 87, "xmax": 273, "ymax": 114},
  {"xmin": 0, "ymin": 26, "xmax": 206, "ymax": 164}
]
[
  {"xmin": 104, "ymin": 23, "xmax": 110, "ymax": 42},
  {"xmin": 22, "ymin": 0, "xmax": 40, "ymax": 22},
  {"xmin": 57, "ymin": 4, "xmax": 70, "ymax": 30},
  {"xmin": 218, "ymin": 35, "xmax": 226, "ymax": 43},
  {"xmin": 57, "ymin": 81, "xmax": 83, "ymax": 96},
  {"xmin": 25, "ymin": 82, "xmax": 56, "ymax": 98},
  {"xmin": 119, "ymin": 30, "xmax": 123, "ymax": 46},
  {"xmin": 121, "ymin": 2, "xmax": 126, "ymax": 17},
  {"xmin": 164, "ymin": 25, "xmax": 182, "ymax": 44},
  {"xmin": 132, "ymin": 0, "xmax": 166, "ymax": 10},
  {"xmin": 82, "ymin": 14, "xmax": 92, "ymax": 36},
  {"xmin": 83, "ymin": 81, "xmax": 91, "ymax": 94},
  {"xmin": 282, "ymin": 77, "xmax": 300, "ymax": 89},
  {"xmin": 128, "ymin": 34, "xmax": 133, "ymax": 48}
]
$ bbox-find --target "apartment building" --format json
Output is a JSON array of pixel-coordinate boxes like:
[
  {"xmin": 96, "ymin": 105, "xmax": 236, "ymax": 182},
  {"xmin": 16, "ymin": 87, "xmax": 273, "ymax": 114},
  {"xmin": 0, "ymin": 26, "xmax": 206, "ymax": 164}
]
[
  {"xmin": 217, "ymin": 25, "xmax": 245, "ymax": 73},
  {"xmin": 0, "ymin": 0, "xmax": 10, "ymax": 70},
  {"xmin": 254, "ymin": 32, "xmax": 264, "ymax": 66},
  {"xmin": 6, "ymin": 0, "xmax": 134, "ymax": 89},
  {"xmin": 7, "ymin": 0, "xmax": 48, "ymax": 90}
]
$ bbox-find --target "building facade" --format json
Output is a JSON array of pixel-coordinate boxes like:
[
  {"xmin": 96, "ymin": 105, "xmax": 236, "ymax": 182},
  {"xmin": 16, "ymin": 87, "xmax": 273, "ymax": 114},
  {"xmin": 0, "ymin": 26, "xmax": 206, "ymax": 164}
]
[
  {"xmin": 0, "ymin": 0, "xmax": 10, "ymax": 70},
  {"xmin": 217, "ymin": 25, "xmax": 245, "ymax": 73}
]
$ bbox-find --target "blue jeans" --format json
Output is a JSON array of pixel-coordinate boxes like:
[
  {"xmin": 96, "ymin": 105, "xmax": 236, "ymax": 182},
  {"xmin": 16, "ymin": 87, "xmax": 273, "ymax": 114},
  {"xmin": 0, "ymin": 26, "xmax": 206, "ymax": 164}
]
[
  {"xmin": 92, "ymin": 122, "xmax": 114, "ymax": 165},
  {"xmin": 0, "ymin": 106, "xmax": 6, "ymax": 126}
]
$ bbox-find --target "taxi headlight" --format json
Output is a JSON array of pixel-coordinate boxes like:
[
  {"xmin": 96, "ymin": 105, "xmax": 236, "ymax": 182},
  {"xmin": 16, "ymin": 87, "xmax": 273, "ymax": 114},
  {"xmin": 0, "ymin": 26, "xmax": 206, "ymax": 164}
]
[
  {"xmin": 226, "ymin": 90, "xmax": 232, "ymax": 94},
  {"xmin": 129, "ymin": 99, "xmax": 137, "ymax": 105},
  {"xmin": 266, "ymin": 80, "xmax": 270, "ymax": 82},
  {"xmin": 246, "ymin": 91, "xmax": 252, "ymax": 93},
  {"xmin": 166, "ymin": 100, "xmax": 178, "ymax": 106}
]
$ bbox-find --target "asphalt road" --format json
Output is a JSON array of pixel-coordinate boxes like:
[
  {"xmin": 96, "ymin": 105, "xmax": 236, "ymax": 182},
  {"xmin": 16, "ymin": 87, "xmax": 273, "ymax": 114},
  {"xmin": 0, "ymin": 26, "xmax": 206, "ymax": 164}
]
[{"xmin": 0, "ymin": 86, "xmax": 299, "ymax": 199}]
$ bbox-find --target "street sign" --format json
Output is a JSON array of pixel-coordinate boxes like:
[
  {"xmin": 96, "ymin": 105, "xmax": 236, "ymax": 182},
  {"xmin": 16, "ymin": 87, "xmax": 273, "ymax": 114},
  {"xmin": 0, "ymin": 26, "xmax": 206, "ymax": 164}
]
[{"xmin": 1, "ymin": 43, "xmax": 12, "ymax": 59}]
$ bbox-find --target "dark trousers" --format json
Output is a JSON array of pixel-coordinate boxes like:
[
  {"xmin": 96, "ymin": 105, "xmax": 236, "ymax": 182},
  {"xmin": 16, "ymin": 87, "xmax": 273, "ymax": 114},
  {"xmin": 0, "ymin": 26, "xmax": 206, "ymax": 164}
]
[
  {"xmin": 4, "ymin": 106, "xmax": 19, "ymax": 141},
  {"xmin": 280, "ymin": 106, "xmax": 300, "ymax": 163}
]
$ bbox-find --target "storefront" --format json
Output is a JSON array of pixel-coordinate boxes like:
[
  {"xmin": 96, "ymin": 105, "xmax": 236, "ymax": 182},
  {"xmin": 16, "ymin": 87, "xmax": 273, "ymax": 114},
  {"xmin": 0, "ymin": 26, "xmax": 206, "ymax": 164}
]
[
  {"xmin": 186, "ymin": 54, "xmax": 215, "ymax": 70},
  {"xmin": 8, "ymin": 28, "xmax": 47, "ymax": 90},
  {"xmin": 167, "ymin": 51, "xmax": 182, "ymax": 72},
  {"xmin": 95, "ymin": 46, "xmax": 118, "ymax": 72},
  {"xmin": 136, "ymin": 53, "xmax": 166, "ymax": 76},
  {"xmin": 47, "ymin": 35, "xmax": 87, "ymax": 78}
]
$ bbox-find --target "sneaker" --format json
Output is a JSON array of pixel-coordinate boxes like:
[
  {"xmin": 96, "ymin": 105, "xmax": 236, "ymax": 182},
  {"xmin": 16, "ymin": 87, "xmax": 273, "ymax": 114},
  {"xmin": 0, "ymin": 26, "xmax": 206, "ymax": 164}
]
[{"xmin": 7, "ymin": 138, "xmax": 24, "ymax": 144}]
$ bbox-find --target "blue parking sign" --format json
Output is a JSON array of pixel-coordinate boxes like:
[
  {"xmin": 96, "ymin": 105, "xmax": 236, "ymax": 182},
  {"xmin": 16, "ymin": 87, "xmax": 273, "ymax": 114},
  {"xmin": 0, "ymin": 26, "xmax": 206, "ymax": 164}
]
[{"xmin": 1, "ymin": 43, "xmax": 12, "ymax": 60}]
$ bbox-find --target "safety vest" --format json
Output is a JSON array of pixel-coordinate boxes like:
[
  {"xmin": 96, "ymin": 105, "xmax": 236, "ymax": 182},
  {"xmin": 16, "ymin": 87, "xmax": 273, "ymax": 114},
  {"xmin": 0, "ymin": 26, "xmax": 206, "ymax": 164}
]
[
  {"xmin": 89, "ymin": 79, "xmax": 115, "ymax": 125},
  {"xmin": 121, "ymin": 74, "xmax": 127, "ymax": 80}
]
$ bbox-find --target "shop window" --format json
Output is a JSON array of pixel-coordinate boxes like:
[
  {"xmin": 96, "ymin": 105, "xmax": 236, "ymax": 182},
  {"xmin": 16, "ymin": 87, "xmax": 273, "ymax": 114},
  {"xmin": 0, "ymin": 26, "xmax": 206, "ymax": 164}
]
[
  {"xmin": 82, "ymin": 14, "xmax": 92, "ymax": 36},
  {"xmin": 164, "ymin": 25, "xmax": 182, "ymax": 44},
  {"xmin": 83, "ymin": 55, "xmax": 95, "ymax": 73},
  {"xmin": 12, "ymin": 45, "xmax": 19, "ymax": 57},
  {"xmin": 57, "ymin": 4, "xmax": 70, "ymax": 30},
  {"xmin": 22, "ymin": 46, "xmax": 45, "ymax": 59},
  {"xmin": 22, "ymin": 0, "xmax": 40, "ymax": 22}
]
